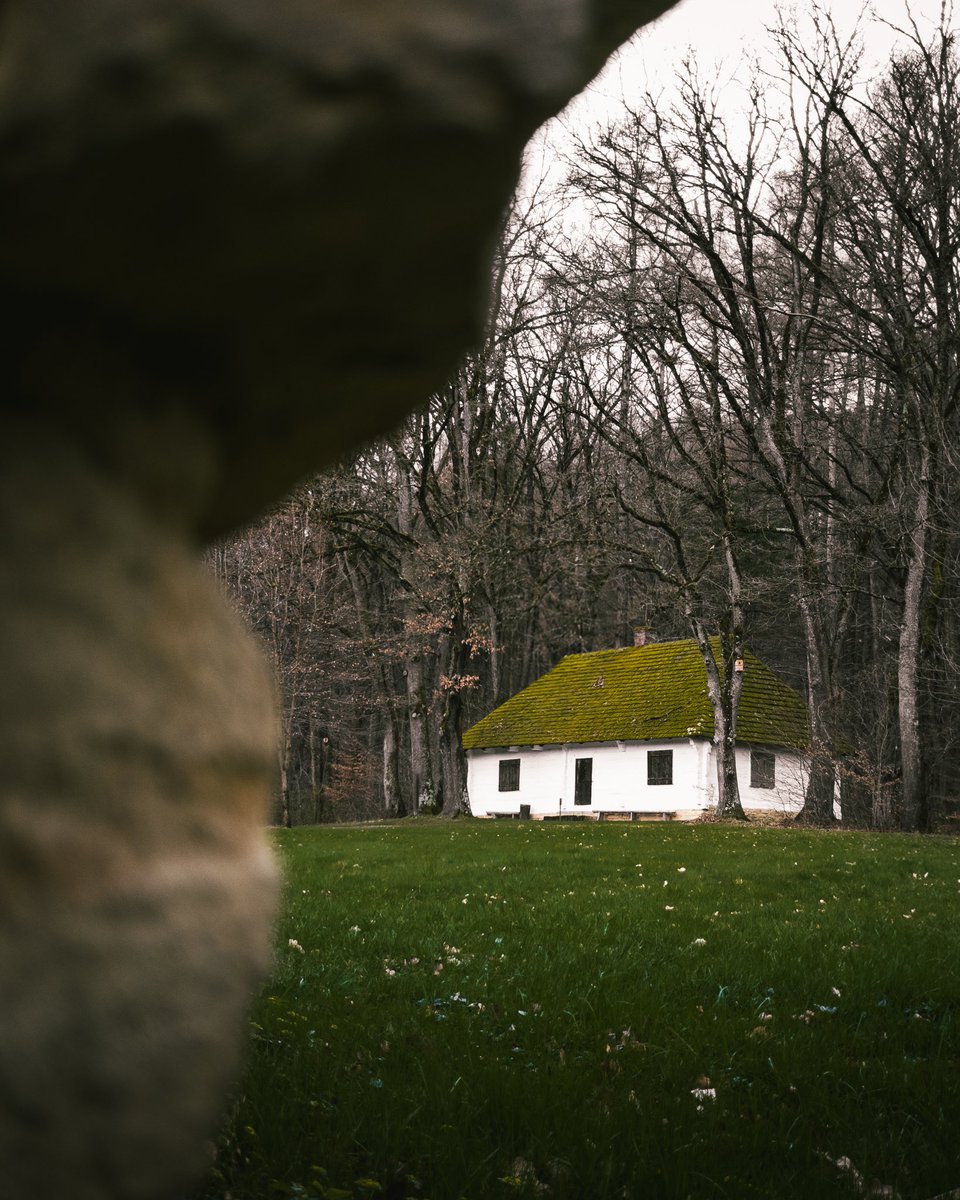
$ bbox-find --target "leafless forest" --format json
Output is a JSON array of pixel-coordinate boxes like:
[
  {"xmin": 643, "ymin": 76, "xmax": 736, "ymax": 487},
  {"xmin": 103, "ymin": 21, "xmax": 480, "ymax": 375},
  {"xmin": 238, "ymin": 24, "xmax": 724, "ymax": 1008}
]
[{"xmin": 210, "ymin": 9, "xmax": 960, "ymax": 832}]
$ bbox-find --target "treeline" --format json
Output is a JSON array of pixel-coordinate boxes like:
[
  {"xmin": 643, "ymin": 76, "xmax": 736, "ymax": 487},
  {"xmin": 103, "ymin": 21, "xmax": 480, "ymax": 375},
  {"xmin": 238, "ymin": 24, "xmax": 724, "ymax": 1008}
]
[{"xmin": 210, "ymin": 6, "xmax": 960, "ymax": 830}]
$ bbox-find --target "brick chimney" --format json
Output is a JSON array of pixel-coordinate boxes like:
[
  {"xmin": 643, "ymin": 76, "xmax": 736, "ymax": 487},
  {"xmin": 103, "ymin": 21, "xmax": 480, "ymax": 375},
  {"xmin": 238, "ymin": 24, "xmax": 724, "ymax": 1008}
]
[{"xmin": 633, "ymin": 625, "xmax": 658, "ymax": 648}]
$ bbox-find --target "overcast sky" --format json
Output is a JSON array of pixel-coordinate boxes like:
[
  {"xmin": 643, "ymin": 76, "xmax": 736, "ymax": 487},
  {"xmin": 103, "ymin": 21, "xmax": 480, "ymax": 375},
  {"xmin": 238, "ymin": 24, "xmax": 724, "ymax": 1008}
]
[
  {"xmin": 530, "ymin": 0, "xmax": 952, "ymax": 169},
  {"xmin": 588, "ymin": 0, "xmax": 944, "ymax": 104}
]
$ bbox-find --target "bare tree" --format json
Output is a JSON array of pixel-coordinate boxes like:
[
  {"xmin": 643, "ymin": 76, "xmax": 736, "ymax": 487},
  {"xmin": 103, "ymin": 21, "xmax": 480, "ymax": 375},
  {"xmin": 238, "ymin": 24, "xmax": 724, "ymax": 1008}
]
[{"xmin": 771, "ymin": 4, "xmax": 960, "ymax": 828}]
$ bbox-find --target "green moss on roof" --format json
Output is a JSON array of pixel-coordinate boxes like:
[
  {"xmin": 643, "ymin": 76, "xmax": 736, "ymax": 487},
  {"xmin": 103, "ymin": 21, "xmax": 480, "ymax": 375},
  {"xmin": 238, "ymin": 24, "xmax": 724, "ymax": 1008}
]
[{"xmin": 462, "ymin": 638, "xmax": 808, "ymax": 751}]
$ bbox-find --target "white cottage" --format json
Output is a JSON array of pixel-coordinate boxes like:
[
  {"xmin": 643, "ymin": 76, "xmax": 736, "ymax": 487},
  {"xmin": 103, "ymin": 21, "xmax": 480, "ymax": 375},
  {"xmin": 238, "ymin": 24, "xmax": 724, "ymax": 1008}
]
[{"xmin": 463, "ymin": 638, "xmax": 811, "ymax": 820}]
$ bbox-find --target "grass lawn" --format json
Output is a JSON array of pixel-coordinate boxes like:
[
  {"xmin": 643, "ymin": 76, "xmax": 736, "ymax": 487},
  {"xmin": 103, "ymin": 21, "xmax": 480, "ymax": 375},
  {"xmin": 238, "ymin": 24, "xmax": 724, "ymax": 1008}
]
[{"xmin": 194, "ymin": 820, "xmax": 960, "ymax": 1200}]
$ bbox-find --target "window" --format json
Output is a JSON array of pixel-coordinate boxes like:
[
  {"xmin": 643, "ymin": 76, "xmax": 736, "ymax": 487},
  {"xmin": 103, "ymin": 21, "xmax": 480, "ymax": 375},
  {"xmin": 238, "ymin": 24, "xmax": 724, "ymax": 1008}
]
[
  {"xmin": 647, "ymin": 749, "xmax": 673, "ymax": 786},
  {"xmin": 498, "ymin": 759, "xmax": 520, "ymax": 792},
  {"xmin": 751, "ymin": 750, "xmax": 776, "ymax": 789},
  {"xmin": 574, "ymin": 757, "xmax": 593, "ymax": 805}
]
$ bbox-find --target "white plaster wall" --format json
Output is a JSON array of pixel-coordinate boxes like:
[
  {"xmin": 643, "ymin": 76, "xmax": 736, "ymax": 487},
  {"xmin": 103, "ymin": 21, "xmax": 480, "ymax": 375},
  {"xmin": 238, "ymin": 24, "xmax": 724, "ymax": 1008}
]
[
  {"xmin": 467, "ymin": 740, "xmax": 712, "ymax": 818},
  {"xmin": 466, "ymin": 744, "xmax": 566, "ymax": 818},
  {"xmin": 734, "ymin": 746, "xmax": 808, "ymax": 814},
  {"xmin": 668, "ymin": 744, "xmax": 808, "ymax": 815},
  {"xmin": 467, "ymin": 741, "xmax": 812, "ymax": 818}
]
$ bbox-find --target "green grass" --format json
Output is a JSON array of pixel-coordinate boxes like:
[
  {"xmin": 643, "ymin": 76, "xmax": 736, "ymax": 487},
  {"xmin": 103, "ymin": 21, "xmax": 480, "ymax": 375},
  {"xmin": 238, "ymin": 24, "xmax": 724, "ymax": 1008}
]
[{"xmin": 194, "ymin": 820, "xmax": 960, "ymax": 1200}]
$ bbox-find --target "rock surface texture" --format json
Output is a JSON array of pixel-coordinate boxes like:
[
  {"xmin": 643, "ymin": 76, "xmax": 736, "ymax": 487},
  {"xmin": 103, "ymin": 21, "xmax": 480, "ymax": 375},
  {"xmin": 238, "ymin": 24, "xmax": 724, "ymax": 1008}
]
[{"xmin": 0, "ymin": 2, "xmax": 677, "ymax": 1197}]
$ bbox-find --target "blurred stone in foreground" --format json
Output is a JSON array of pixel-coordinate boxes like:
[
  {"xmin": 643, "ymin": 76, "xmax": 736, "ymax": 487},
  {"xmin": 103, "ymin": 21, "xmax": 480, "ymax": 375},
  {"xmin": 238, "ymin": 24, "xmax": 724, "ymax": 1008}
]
[{"xmin": 0, "ymin": 2, "xmax": 678, "ymax": 1197}]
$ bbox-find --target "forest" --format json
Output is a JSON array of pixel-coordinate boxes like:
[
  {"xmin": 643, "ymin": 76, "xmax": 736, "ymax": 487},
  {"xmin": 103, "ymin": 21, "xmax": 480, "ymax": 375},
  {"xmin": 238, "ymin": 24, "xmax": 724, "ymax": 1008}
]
[{"xmin": 209, "ymin": 6, "xmax": 960, "ymax": 832}]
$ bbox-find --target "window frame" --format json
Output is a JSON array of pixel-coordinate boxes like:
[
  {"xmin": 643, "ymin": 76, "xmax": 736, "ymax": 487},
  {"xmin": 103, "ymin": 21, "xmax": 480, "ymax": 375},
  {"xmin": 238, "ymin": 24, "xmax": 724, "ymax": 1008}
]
[
  {"xmin": 498, "ymin": 758, "xmax": 521, "ymax": 792},
  {"xmin": 750, "ymin": 750, "xmax": 776, "ymax": 790},
  {"xmin": 647, "ymin": 749, "xmax": 673, "ymax": 786}
]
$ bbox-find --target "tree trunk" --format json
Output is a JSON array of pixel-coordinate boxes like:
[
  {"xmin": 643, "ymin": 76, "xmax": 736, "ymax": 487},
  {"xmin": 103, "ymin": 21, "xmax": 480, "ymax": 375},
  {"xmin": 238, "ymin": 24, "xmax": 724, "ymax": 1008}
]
[
  {"xmin": 382, "ymin": 715, "xmax": 403, "ymax": 818},
  {"xmin": 440, "ymin": 689, "xmax": 468, "ymax": 817},
  {"xmin": 795, "ymin": 583, "xmax": 836, "ymax": 825},
  {"xmin": 898, "ymin": 442, "xmax": 933, "ymax": 832},
  {"xmin": 694, "ymin": 627, "xmax": 746, "ymax": 820},
  {"xmin": 406, "ymin": 656, "xmax": 430, "ymax": 814},
  {"xmin": 278, "ymin": 737, "xmax": 291, "ymax": 828},
  {"xmin": 309, "ymin": 720, "xmax": 328, "ymax": 825},
  {"xmin": 488, "ymin": 607, "xmax": 502, "ymax": 702},
  {"xmin": 872, "ymin": 776, "xmax": 894, "ymax": 831}
]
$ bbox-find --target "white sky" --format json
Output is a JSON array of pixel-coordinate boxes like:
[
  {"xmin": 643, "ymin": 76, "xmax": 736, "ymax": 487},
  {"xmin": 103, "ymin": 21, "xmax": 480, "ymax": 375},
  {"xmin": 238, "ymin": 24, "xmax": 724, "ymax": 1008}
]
[{"xmin": 528, "ymin": 0, "xmax": 952, "ymax": 172}]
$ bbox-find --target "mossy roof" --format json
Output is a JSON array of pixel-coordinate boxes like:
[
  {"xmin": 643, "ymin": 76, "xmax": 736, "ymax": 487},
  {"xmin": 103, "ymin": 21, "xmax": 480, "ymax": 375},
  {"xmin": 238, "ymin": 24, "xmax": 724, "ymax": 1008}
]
[{"xmin": 462, "ymin": 638, "xmax": 809, "ymax": 751}]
